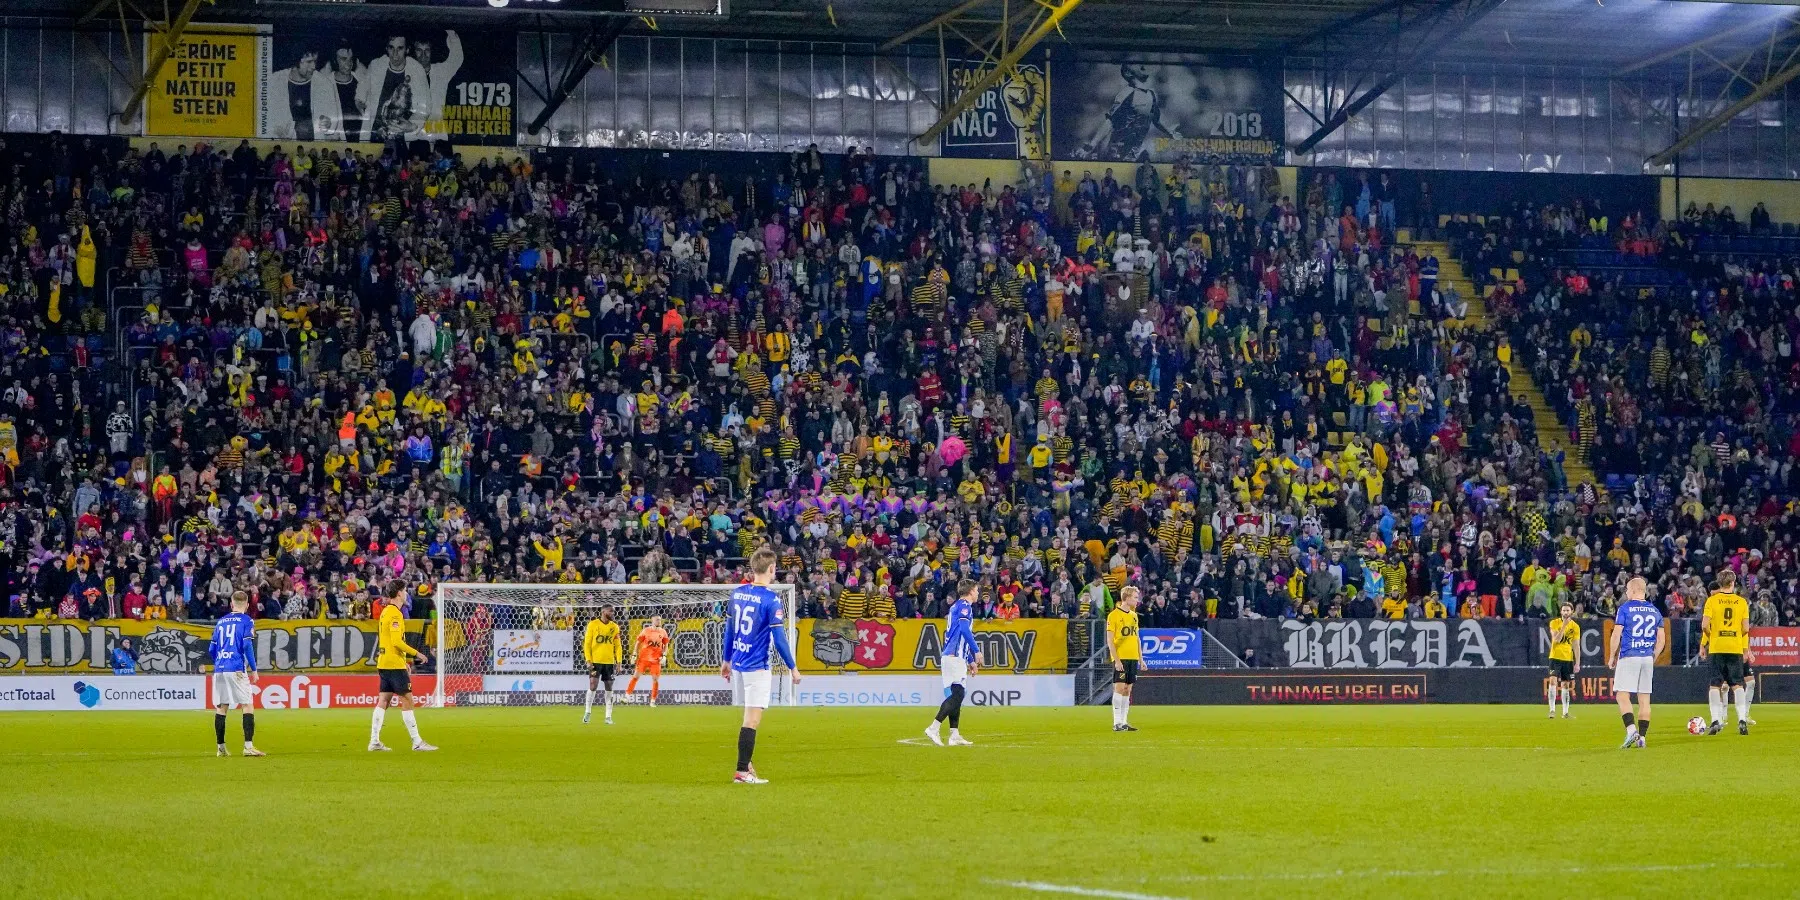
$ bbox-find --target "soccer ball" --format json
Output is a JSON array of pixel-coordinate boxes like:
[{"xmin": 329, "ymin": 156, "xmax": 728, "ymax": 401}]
[{"xmin": 1687, "ymin": 716, "xmax": 1707, "ymax": 735}]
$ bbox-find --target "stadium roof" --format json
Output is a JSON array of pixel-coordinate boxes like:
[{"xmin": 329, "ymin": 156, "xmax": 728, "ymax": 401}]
[{"xmin": 6, "ymin": 0, "xmax": 1796, "ymax": 72}]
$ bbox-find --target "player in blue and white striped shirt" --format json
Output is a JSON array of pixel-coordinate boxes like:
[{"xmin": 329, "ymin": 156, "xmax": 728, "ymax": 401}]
[
  {"xmin": 208, "ymin": 591, "xmax": 264, "ymax": 757},
  {"xmin": 925, "ymin": 579, "xmax": 982, "ymax": 747}
]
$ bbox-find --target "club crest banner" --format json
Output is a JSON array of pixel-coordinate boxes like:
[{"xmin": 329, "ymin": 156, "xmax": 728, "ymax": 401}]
[{"xmin": 941, "ymin": 55, "xmax": 1049, "ymax": 160}]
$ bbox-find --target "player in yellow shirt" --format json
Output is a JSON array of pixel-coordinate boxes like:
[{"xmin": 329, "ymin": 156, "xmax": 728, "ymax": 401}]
[
  {"xmin": 370, "ymin": 584, "xmax": 435, "ymax": 751},
  {"xmin": 1700, "ymin": 570, "xmax": 1754, "ymax": 735},
  {"xmin": 582, "ymin": 605, "xmax": 622, "ymax": 725},
  {"xmin": 1106, "ymin": 586, "xmax": 1144, "ymax": 732},
  {"xmin": 1545, "ymin": 602, "xmax": 1581, "ymax": 719}
]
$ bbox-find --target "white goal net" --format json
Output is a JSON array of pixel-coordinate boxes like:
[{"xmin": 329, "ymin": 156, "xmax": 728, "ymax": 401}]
[{"xmin": 431, "ymin": 583, "xmax": 798, "ymax": 708}]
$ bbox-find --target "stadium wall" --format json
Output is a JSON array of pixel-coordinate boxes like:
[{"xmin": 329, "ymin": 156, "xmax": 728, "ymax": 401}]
[
  {"xmin": 129, "ymin": 135, "xmax": 409, "ymax": 159},
  {"xmin": 1202, "ymin": 617, "xmax": 1687, "ymax": 670},
  {"xmin": 926, "ymin": 158, "xmax": 1025, "ymax": 192},
  {"xmin": 0, "ymin": 618, "xmax": 437, "ymax": 674},
  {"xmin": 1133, "ymin": 668, "xmax": 1800, "ymax": 706},
  {"xmin": 1297, "ymin": 169, "xmax": 1660, "ymax": 222},
  {"xmin": 1660, "ymin": 176, "xmax": 1800, "ymax": 226},
  {"xmin": 927, "ymin": 158, "xmax": 1301, "ymax": 208}
]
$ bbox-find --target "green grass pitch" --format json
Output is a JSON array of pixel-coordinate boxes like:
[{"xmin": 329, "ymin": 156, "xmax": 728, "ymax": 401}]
[{"xmin": 7, "ymin": 703, "xmax": 1795, "ymax": 899}]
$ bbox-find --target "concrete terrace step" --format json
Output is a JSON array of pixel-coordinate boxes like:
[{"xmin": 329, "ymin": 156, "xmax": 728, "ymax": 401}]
[
  {"xmin": 1409, "ymin": 235, "xmax": 1600, "ymax": 491},
  {"xmin": 1504, "ymin": 360, "xmax": 1597, "ymax": 487}
]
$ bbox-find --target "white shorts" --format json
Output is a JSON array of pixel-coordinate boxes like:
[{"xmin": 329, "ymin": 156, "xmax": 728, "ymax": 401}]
[
  {"xmin": 213, "ymin": 671, "xmax": 254, "ymax": 708},
  {"xmin": 738, "ymin": 669, "xmax": 773, "ymax": 709},
  {"xmin": 1613, "ymin": 655, "xmax": 1654, "ymax": 695},
  {"xmin": 941, "ymin": 656, "xmax": 970, "ymax": 691}
]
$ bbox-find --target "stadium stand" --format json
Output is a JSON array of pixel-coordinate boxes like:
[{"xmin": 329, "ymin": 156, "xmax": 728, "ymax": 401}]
[
  {"xmin": 12, "ymin": 128, "xmax": 1748, "ymax": 631},
  {"xmin": 1445, "ymin": 201, "xmax": 1799, "ymax": 626}
]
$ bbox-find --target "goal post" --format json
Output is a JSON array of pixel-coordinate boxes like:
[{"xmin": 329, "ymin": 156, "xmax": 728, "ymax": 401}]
[{"xmin": 431, "ymin": 582, "xmax": 799, "ymax": 709}]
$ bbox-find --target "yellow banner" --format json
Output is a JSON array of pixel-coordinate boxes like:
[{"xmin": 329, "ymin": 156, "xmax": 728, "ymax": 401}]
[
  {"xmin": 799, "ymin": 618, "xmax": 1068, "ymax": 674},
  {"xmin": 146, "ymin": 30, "xmax": 261, "ymax": 137},
  {"xmin": 0, "ymin": 618, "xmax": 433, "ymax": 674}
]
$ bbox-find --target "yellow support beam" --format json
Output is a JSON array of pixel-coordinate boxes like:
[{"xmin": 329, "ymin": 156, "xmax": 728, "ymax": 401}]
[
  {"xmin": 915, "ymin": 0, "xmax": 1081, "ymax": 147},
  {"xmin": 123, "ymin": 0, "xmax": 212, "ymax": 124}
]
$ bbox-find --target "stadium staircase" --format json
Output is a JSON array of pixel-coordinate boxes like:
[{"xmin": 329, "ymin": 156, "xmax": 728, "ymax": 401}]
[{"xmin": 1400, "ymin": 232, "xmax": 1596, "ymax": 490}]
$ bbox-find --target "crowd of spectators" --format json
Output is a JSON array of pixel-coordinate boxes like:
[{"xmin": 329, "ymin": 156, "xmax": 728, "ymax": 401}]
[
  {"xmin": 1447, "ymin": 199, "xmax": 1800, "ymax": 627},
  {"xmin": 0, "ymin": 127, "xmax": 1791, "ymax": 633}
]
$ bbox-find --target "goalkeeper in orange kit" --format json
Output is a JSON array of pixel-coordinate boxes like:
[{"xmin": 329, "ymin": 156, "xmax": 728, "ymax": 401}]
[{"xmin": 627, "ymin": 615, "xmax": 672, "ymax": 706}]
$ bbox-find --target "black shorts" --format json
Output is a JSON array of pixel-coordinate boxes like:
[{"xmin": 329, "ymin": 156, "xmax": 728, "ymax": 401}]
[
  {"xmin": 1549, "ymin": 659, "xmax": 1574, "ymax": 682},
  {"xmin": 1116, "ymin": 660, "xmax": 1139, "ymax": 685},
  {"xmin": 378, "ymin": 668, "xmax": 412, "ymax": 696},
  {"xmin": 1710, "ymin": 653, "xmax": 1747, "ymax": 688},
  {"xmin": 590, "ymin": 663, "xmax": 616, "ymax": 683}
]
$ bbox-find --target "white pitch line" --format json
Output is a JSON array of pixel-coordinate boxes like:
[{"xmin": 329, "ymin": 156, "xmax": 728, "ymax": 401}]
[
  {"xmin": 987, "ymin": 880, "xmax": 1183, "ymax": 900},
  {"xmin": 1166, "ymin": 860, "xmax": 1785, "ymax": 882},
  {"xmin": 895, "ymin": 737, "xmax": 1047, "ymax": 748},
  {"xmin": 993, "ymin": 862, "xmax": 1785, "ymax": 898},
  {"xmin": 895, "ymin": 731, "xmax": 1045, "ymax": 746},
  {"xmin": 1097, "ymin": 741, "xmax": 1560, "ymax": 752},
  {"xmin": 1163, "ymin": 860, "xmax": 1787, "ymax": 884}
]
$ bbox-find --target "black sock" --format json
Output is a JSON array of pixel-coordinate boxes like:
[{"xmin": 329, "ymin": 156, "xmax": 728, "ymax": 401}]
[
  {"xmin": 214, "ymin": 713, "xmax": 226, "ymax": 744},
  {"xmin": 1621, "ymin": 712, "xmax": 1635, "ymax": 727},
  {"xmin": 934, "ymin": 695, "xmax": 955, "ymax": 724},
  {"xmin": 947, "ymin": 684, "xmax": 965, "ymax": 729},
  {"xmin": 243, "ymin": 713, "xmax": 255, "ymax": 743},
  {"xmin": 1637, "ymin": 719, "xmax": 1649, "ymax": 735},
  {"xmin": 736, "ymin": 726, "xmax": 757, "ymax": 773}
]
